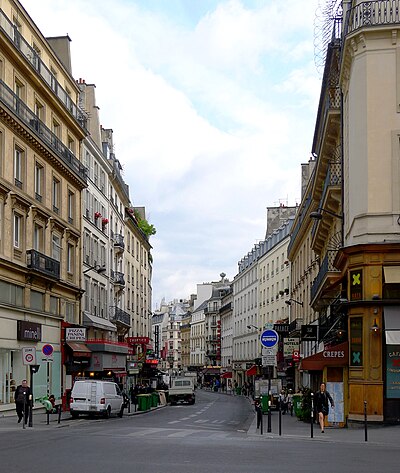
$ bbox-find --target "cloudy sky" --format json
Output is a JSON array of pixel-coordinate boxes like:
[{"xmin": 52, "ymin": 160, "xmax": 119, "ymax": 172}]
[{"xmin": 22, "ymin": 0, "xmax": 322, "ymax": 308}]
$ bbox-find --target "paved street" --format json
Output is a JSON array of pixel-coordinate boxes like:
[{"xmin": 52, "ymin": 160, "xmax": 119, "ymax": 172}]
[{"xmin": 1, "ymin": 390, "xmax": 399, "ymax": 473}]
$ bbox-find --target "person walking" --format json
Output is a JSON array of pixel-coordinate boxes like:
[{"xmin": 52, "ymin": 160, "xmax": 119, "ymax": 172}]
[
  {"xmin": 254, "ymin": 398, "xmax": 262, "ymax": 429},
  {"xmin": 315, "ymin": 382, "xmax": 334, "ymax": 433},
  {"xmin": 14, "ymin": 379, "xmax": 32, "ymax": 424}
]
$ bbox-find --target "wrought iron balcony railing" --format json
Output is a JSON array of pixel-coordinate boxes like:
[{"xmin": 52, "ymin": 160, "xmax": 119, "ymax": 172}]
[
  {"xmin": 113, "ymin": 233, "xmax": 125, "ymax": 250},
  {"xmin": 311, "ymin": 250, "xmax": 340, "ymax": 301},
  {"xmin": 110, "ymin": 306, "xmax": 131, "ymax": 327},
  {"xmin": 111, "ymin": 270, "xmax": 125, "ymax": 286},
  {"xmin": 346, "ymin": 1, "xmax": 400, "ymax": 36},
  {"xmin": 26, "ymin": 249, "xmax": 60, "ymax": 279},
  {"xmin": 0, "ymin": 8, "xmax": 87, "ymax": 131},
  {"xmin": 0, "ymin": 79, "xmax": 87, "ymax": 183}
]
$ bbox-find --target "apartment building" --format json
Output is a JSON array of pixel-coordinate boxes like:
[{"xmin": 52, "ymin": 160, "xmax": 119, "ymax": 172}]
[{"xmin": 0, "ymin": 1, "xmax": 87, "ymax": 408}]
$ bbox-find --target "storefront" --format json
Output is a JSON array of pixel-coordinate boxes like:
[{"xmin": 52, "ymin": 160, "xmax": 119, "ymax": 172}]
[{"xmin": 300, "ymin": 342, "xmax": 348, "ymax": 427}]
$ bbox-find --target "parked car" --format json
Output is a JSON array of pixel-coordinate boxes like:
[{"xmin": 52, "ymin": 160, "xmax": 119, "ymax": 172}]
[{"xmin": 70, "ymin": 380, "xmax": 125, "ymax": 418}]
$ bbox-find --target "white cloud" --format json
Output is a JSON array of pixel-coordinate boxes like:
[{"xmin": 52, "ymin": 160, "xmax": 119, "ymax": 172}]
[{"xmin": 22, "ymin": 0, "xmax": 321, "ymax": 306}]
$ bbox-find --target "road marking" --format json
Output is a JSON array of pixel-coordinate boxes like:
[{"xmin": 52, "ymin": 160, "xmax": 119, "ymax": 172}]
[
  {"xmin": 168, "ymin": 429, "xmax": 198, "ymax": 438},
  {"xmin": 168, "ymin": 420, "xmax": 181, "ymax": 424}
]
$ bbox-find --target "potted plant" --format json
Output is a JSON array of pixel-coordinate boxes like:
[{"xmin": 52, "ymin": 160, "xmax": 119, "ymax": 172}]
[{"xmin": 94, "ymin": 211, "xmax": 101, "ymax": 219}]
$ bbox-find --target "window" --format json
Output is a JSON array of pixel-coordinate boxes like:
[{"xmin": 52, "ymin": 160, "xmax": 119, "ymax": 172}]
[
  {"xmin": 14, "ymin": 147, "xmax": 23, "ymax": 188},
  {"xmin": 67, "ymin": 190, "xmax": 74, "ymax": 223},
  {"xmin": 33, "ymin": 224, "xmax": 44, "ymax": 252},
  {"xmin": 52, "ymin": 118, "xmax": 61, "ymax": 140},
  {"xmin": 31, "ymin": 290, "xmax": 44, "ymax": 311},
  {"xmin": 52, "ymin": 233, "xmax": 61, "ymax": 261},
  {"xmin": 52, "ymin": 177, "xmax": 60, "ymax": 213},
  {"xmin": 50, "ymin": 296, "xmax": 59, "ymax": 315},
  {"xmin": 66, "ymin": 302, "xmax": 75, "ymax": 323},
  {"xmin": 67, "ymin": 135, "xmax": 75, "ymax": 154},
  {"xmin": 13, "ymin": 213, "xmax": 22, "ymax": 248},
  {"xmin": 0, "ymin": 281, "xmax": 23, "ymax": 306},
  {"xmin": 67, "ymin": 243, "xmax": 74, "ymax": 273},
  {"xmin": 34, "ymin": 161, "xmax": 43, "ymax": 201},
  {"xmin": 34, "ymin": 99, "xmax": 44, "ymax": 121}
]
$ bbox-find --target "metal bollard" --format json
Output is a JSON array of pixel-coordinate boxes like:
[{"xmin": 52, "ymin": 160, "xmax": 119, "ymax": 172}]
[
  {"xmin": 28, "ymin": 395, "xmax": 33, "ymax": 427},
  {"xmin": 310, "ymin": 392, "xmax": 314, "ymax": 439},
  {"xmin": 267, "ymin": 392, "xmax": 272, "ymax": 433},
  {"xmin": 58, "ymin": 406, "xmax": 62, "ymax": 424},
  {"xmin": 47, "ymin": 410, "xmax": 50, "ymax": 425},
  {"xmin": 279, "ymin": 398, "xmax": 282, "ymax": 436},
  {"xmin": 22, "ymin": 394, "xmax": 26, "ymax": 430},
  {"xmin": 364, "ymin": 400, "xmax": 368, "ymax": 442},
  {"xmin": 260, "ymin": 408, "xmax": 263, "ymax": 435}
]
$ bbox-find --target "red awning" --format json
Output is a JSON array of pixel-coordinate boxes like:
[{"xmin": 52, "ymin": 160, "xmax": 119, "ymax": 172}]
[
  {"xmin": 66, "ymin": 342, "xmax": 92, "ymax": 358},
  {"xmin": 299, "ymin": 342, "xmax": 348, "ymax": 371},
  {"xmin": 221, "ymin": 372, "xmax": 232, "ymax": 379},
  {"xmin": 246, "ymin": 365, "xmax": 257, "ymax": 376}
]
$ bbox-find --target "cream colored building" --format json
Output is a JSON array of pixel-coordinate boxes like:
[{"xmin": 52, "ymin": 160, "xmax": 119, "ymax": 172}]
[{"xmin": 0, "ymin": 1, "xmax": 87, "ymax": 408}]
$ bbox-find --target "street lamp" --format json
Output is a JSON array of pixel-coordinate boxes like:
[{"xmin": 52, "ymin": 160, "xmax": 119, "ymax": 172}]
[
  {"xmin": 83, "ymin": 264, "xmax": 106, "ymax": 275},
  {"xmin": 309, "ymin": 208, "xmax": 343, "ymax": 220},
  {"xmin": 285, "ymin": 298, "xmax": 303, "ymax": 307}
]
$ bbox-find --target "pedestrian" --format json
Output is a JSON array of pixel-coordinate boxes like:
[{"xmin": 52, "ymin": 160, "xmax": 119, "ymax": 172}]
[
  {"xmin": 315, "ymin": 382, "xmax": 334, "ymax": 433},
  {"xmin": 14, "ymin": 379, "xmax": 32, "ymax": 424},
  {"xmin": 254, "ymin": 397, "xmax": 262, "ymax": 429},
  {"xmin": 279, "ymin": 389, "xmax": 288, "ymax": 414}
]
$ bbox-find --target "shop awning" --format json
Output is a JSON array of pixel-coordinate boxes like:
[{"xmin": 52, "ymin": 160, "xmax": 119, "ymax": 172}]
[
  {"xmin": 384, "ymin": 306, "xmax": 400, "ymax": 344},
  {"xmin": 83, "ymin": 313, "xmax": 117, "ymax": 332},
  {"xmin": 299, "ymin": 342, "xmax": 348, "ymax": 371},
  {"xmin": 66, "ymin": 342, "xmax": 92, "ymax": 357},
  {"xmin": 245, "ymin": 365, "xmax": 257, "ymax": 376},
  {"xmin": 221, "ymin": 372, "xmax": 232, "ymax": 379}
]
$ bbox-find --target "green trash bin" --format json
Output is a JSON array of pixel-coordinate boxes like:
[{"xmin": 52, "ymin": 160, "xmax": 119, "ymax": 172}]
[
  {"xmin": 137, "ymin": 394, "xmax": 151, "ymax": 411},
  {"xmin": 292, "ymin": 394, "xmax": 303, "ymax": 418},
  {"xmin": 260, "ymin": 395, "xmax": 270, "ymax": 414},
  {"xmin": 151, "ymin": 392, "xmax": 159, "ymax": 407},
  {"xmin": 236, "ymin": 387, "xmax": 241, "ymax": 395}
]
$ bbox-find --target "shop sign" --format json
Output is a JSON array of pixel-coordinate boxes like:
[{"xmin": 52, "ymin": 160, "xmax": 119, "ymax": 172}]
[
  {"xmin": 66, "ymin": 327, "xmax": 86, "ymax": 341},
  {"xmin": 274, "ymin": 323, "xmax": 290, "ymax": 336},
  {"xmin": 127, "ymin": 336, "xmax": 150, "ymax": 345},
  {"xmin": 146, "ymin": 359, "xmax": 158, "ymax": 365},
  {"xmin": 17, "ymin": 321, "xmax": 42, "ymax": 341},
  {"xmin": 284, "ymin": 338, "xmax": 300, "ymax": 357},
  {"xmin": 350, "ymin": 269, "xmax": 363, "ymax": 301},
  {"xmin": 301, "ymin": 325, "xmax": 318, "ymax": 341}
]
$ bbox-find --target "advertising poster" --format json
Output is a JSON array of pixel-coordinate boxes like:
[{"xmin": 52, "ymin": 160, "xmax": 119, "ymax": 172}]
[
  {"xmin": 386, "ymin": 345, "xmax": 400, "ymax": 399},
  {"xmin": 326, "ymin": 381, "xmax": 344, "ymax": 424}
]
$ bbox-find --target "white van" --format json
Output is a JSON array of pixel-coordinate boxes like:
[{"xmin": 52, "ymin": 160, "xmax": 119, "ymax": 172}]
[{"xmin": 70, "ymin": 380, "xmax": 124, "ymax": 418}]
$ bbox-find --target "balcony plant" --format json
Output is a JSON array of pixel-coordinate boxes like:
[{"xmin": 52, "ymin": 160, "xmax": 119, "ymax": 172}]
[
  {"xmin": 101, "ymin": 218, "xmax": 109, "ymax": 226},
  {"xmin": 94, "ymin": 211, "xmax": 101, "ymax": 219}
]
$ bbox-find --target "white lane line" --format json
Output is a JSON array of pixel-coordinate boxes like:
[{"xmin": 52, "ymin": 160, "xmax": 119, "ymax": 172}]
[
  {"xmin": 168, "ymin": 420, "xmax": 181, "ymax": 424},
  {"xmin": 168, "ymin": 430, "xmax": 198, "ymax": 438}
]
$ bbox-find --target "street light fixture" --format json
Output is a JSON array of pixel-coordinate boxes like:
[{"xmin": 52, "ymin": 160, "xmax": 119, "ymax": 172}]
[
  {"xmin": 285, "ymin": 298, "xmax": 303, "ymax": 307},
  {"xmin": 309, "ymin": 207, "xmax": 343, "ymax": 220},
  {"xmin": 83, "ymin": 264, "xmax": 106, "ymax": 275}
]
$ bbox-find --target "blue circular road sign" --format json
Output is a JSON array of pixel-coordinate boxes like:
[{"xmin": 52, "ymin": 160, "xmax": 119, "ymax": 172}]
[
  {"xmin": 42, "ymin": 344, "xmax": 54, "ymax": 356},
  {"xmin": 260, "ymin": 329, "xmax": 279, "ymax": 348}
]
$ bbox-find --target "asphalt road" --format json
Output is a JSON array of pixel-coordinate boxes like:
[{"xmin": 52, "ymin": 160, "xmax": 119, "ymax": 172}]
[{"xmin": 1, "ymin": 390, "xmax": 399, "ymax": 473}]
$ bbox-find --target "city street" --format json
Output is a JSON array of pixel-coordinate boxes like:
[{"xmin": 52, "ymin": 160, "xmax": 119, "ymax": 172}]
[{"xmin": 1, "ymin": 390, "xmax": 400, "ymax": 473}]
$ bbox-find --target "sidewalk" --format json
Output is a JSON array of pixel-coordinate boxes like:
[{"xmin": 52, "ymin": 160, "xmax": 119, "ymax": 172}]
[
  {"xmin": 0, "ymin": 401, "xmax": 166, "ymax": 432},
  {"xmin": 247, "ymin": 408, "xmax": 400, "ymax": 446}
]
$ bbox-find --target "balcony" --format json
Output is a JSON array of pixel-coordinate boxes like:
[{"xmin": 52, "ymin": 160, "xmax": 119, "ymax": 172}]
[
  {"xmin": 0, "ymin": 80, "xmax": 87, "ymax": 184},
  {"xmin": 109, "ymin": 157, "xmax": 130, "ymax": 202},
  {"xmin": 346, "ymin": 1, "xmax": 400, "ymax": 36},
  {"xmin": 287, "ymin": 193, "xmax": 313, "ymax": 254},
  {"xmin": 113, "ymin": 233, "xmax": 125, "ymax": 253},
  {"xmin": 111, "ymin": 270, "xmax": 125, "ymax": 287},
  {"xmin": 110, "ymin": 306, "xmax": 131, "ymax": 328},
  {"xmin": 0, "ymin": 9, "xmax": 87, "ymax": 131},
  {"xmin": 310, "ymin": 250, "xmax": 341, "ymax": 304},
  {"xmin": 26, "ymin": 249, "xmax": 60, "ymax": 279}
]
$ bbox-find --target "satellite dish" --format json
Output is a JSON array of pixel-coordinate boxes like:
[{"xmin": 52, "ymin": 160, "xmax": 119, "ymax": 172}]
[{"xmin": 314, "ymin": 0, "xmax": 343, "ymax": 76}]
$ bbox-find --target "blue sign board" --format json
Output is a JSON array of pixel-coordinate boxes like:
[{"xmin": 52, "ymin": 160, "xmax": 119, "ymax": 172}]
[
  {"xmin": 260, "ymin": 329, "xmax": 279, "ymax": 348},
  {"xmin": 42, "ymin": 344, "xmax": 54, "ymax": 356}
]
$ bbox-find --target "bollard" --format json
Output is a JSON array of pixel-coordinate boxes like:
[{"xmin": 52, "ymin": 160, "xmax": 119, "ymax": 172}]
[
  {"xmin": 28, "ymin": 395, "xmax": 33, "ymax": 427},
  {"xmin": 128, "ymin": 400, "xmax": 131, "ymax": 414},
  {"xmin": 279, "ymin": 398, "xmax": 282, "ymax": 436},
  {"xmin": 22, "ymin": 394, "xmax": 26, "ymax": 430},
  {"xmin": 58, "ymin": 406, "xmax": 62, "ymax": 424},
  {"xmin": 310, "ymin": 392, "xmax": 314, "ymax": 439},
  {"xmin": 47, "ymin": 410, "xmax": 50, "ymax": 425},
  {"xmin": 267, "ymin": 392, "xmax": 272, "ymax": 433},
  {"xmin": 364, "ymin": 400, "xmax": 368, "ymax": 442},
  {"xmin": 260, "ymin": 409, "xmax": 263, "ymax": 435}
]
